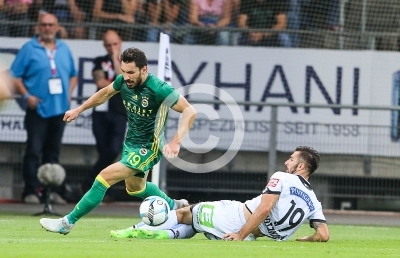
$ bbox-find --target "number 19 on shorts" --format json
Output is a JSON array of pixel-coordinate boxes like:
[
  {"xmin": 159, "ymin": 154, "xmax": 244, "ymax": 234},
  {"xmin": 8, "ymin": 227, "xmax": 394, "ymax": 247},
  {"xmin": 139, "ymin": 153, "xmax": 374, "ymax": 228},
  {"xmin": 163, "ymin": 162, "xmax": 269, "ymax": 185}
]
[{"xmin": 128, "ymin": 152, "xmax": 141, "ymax": 166}]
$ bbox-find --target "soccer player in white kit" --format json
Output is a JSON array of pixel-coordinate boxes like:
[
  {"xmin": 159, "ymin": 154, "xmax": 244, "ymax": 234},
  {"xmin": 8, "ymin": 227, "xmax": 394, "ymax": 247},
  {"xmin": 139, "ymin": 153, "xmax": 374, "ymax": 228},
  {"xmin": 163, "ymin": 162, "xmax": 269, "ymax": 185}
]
[{"xmin": 111, "ymin": 146, "xmax": 330, "ymax": 242}]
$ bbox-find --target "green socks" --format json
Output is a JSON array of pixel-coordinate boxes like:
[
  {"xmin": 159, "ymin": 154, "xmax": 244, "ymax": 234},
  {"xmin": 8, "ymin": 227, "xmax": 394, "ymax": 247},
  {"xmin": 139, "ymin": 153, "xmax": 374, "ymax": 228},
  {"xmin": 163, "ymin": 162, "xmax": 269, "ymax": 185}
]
[
  {"xmin": 127, "ymin": 182, "xmax": 175, "ymax": 210},
  {"xmin": 66, "ymin": 179, "xmax": 175, "ymax": 224},
  {"xmin": 67, "ymin": 176, "xmax": 109, "ymax": 224}
]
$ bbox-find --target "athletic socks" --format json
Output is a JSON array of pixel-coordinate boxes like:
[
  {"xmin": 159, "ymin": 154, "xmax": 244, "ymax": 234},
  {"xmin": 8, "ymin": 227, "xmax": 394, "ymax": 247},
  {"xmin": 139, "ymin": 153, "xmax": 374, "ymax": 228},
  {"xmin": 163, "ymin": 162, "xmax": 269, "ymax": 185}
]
[
  {"xmin": 66, "ymin": 176, "xmax": 109, "ymax": 224},
  {"xmin": 134, "ymin": 211, "xmax": 195, "ymax": 239},
  {"xmin": 166, "ymin": 224, "xmax": 196, "ymax": 239},
  {"xmin": 126, "ymin": 182, "xmax": 175, "ymax": 210}
]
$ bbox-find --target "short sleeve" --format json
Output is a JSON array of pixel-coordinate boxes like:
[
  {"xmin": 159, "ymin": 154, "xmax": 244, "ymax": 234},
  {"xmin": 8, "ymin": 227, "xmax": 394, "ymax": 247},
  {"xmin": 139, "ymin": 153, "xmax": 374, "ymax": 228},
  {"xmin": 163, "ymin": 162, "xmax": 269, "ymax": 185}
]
[
  {"xmin": 262, "ymin": 172, "xmax": 284, "ymax": 194},
  {"xmin": 10, "ymin": 44, "xmax": 30, "ymax": 78},
  {"xmin": 92, "ymin": 57, "xmax": 103, "ymax": 72},
  {"xmin": 308, "ymin": 205, "xmax": 327, "ymax": 228},
  {"xmin": 113, "ymin": 74, "xmax": 124, "ymax": 91},
  {"xmin": 155, "ymin": 83, "xmax": 180, "ymax": 107}
]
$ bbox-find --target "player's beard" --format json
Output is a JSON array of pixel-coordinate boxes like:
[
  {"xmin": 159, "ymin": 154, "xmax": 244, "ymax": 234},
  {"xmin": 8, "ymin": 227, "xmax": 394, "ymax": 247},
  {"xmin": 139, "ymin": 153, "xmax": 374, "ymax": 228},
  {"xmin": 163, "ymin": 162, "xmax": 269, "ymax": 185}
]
[
  {"xmin": 126, "ymin": 71, "xmax": 143, "ymax": 89},
  {"xmin": 287, "ymin": 163, "xmax": 299, "ymax": 174}
]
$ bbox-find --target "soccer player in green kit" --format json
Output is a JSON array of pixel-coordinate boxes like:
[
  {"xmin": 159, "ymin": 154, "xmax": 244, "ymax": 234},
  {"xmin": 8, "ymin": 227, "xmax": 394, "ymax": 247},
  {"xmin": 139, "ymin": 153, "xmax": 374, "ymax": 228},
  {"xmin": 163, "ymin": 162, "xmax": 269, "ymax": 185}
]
[{"xmin": 40, "ymin": 47, "xmax": 197, "ymax": 234}]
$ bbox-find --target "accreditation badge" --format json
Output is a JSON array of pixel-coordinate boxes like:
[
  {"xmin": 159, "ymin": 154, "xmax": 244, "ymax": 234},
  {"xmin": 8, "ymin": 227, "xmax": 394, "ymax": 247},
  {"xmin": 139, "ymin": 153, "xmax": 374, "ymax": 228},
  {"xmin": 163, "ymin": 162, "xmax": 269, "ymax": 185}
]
[{"xmin": 48, "ymin": 78, "xmax": 63, "ymax": 94}]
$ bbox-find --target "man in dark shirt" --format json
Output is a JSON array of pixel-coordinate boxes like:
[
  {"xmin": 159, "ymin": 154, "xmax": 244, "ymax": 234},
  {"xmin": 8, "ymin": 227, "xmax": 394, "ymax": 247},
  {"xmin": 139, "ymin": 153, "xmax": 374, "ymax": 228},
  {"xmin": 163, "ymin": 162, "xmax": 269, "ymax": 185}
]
[
  {"xmin": 81, "ymin": 30, "xmax": 127, "ymax": 201},
  {"xmin": 238, "ymin": 0, "xmax": 289, "ymax": 47}
]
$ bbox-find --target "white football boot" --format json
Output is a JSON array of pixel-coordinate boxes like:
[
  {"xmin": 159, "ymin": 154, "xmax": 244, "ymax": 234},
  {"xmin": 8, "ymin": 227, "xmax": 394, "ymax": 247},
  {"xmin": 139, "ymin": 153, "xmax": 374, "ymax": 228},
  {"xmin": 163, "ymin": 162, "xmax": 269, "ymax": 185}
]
[{"xmin": 40, "ymin": 216, "xmax": 74, "ymax": 235}]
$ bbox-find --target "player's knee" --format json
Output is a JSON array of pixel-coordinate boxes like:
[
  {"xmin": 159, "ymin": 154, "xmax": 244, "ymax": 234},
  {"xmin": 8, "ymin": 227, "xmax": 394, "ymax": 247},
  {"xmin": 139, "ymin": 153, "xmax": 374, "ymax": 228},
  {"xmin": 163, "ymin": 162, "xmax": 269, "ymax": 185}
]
[
  {"xmin": 124, "ymin": 174, "xmax": 146, "ymax": 192},
  {"xmin": 176, "ymin": 206, "xmax": 192, "ymax": 225},
  {"xmin": 125, "ymin": 181, "xmax": 145, "ymax": 193}
]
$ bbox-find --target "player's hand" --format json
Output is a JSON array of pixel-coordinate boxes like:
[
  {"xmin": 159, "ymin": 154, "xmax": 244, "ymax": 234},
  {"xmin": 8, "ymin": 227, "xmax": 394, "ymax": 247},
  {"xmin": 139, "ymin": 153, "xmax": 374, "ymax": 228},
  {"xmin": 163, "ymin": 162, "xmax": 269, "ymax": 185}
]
[
  {"xmin": 222, "ymin": 233, "xmax": 243, "ymax": 241},
  {"xmin": 26, "ymin": 95, "xmax": 41, "ymax": 110},
  {"xmin": 295, "ymin": 236, "xmax": 310, "ymax": 242},
  {"xmin": 162, "ymin": 142, "xmax": 180, "ymax": 159},
  {"xmin": 63, "ymin": 108, "xmax": 80, "ymax": 123}
]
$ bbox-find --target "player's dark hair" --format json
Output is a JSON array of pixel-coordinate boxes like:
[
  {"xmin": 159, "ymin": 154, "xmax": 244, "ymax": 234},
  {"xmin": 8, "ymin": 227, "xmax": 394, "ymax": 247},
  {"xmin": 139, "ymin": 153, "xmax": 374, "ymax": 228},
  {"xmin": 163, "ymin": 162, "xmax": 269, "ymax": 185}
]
[
  {"xmin": 120, "ymin": 47, "xmax": 148, "ymax": 69},
  {"xmin": 295, "ymin": 146, "xmax": 320, "ymax": 175}
]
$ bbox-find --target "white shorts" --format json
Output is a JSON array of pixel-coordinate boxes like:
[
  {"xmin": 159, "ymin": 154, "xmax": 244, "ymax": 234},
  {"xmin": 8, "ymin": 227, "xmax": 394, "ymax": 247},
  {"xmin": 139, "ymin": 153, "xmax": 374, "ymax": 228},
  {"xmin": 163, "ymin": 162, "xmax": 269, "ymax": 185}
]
[{"xmin": 192, "ymin": 200, "xmax": 256, "ymax": 241}]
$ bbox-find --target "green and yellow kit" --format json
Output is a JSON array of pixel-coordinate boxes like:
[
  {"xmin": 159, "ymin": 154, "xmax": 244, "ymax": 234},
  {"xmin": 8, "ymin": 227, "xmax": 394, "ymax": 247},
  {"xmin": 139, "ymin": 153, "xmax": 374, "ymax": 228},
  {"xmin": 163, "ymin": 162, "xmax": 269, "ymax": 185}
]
[{"xmin": 112, "ymin": 73, "xmax": 180, "ymax": 177}]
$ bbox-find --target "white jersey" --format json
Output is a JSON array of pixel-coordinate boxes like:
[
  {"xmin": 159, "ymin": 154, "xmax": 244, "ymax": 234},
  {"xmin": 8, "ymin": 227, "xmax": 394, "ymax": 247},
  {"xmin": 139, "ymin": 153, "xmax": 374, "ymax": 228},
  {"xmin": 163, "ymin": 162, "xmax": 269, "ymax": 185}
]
[{"xmin": 245, "ymin": 172, "xmax": 326, "ymax": 241}]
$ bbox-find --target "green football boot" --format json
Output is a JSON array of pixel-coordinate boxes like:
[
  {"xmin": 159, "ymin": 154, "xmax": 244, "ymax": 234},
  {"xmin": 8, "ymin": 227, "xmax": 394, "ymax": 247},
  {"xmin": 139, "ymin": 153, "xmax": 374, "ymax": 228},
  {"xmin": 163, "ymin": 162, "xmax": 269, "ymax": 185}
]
[
  {"xmin": 130, "ymin": 228, "xmax": 170, "ymax": 239},
  {"xmin": 110, "ymin": 227, "xmax": 134, "ymax": 238}
]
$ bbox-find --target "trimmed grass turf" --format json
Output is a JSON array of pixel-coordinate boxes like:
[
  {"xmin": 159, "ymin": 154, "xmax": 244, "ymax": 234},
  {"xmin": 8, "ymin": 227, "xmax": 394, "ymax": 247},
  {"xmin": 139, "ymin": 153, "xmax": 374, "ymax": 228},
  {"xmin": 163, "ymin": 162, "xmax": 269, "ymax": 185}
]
[{"xmin": 0, "ymin": 214, "xmax": 399, "ymax": 258}]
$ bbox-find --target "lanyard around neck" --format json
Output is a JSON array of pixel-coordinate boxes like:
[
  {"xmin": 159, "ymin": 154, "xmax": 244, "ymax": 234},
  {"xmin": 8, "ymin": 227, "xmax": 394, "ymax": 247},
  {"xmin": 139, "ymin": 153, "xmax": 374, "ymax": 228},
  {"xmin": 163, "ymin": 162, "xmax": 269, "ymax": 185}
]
[
  {"xmin": 46, "ymin": 48, "xmax": 57, "ymax": 77},
  {"xmin": 38, "ymin": 37, "xmax": 57, "ymax": 77}
]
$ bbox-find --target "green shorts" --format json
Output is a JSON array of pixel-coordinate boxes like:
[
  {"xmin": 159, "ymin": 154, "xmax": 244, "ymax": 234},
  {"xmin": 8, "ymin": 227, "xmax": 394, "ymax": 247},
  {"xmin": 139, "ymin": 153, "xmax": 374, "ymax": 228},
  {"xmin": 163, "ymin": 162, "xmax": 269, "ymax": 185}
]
[{"xmin": 120, "ymin": 142, "xmax": 162, "ymax": 178}]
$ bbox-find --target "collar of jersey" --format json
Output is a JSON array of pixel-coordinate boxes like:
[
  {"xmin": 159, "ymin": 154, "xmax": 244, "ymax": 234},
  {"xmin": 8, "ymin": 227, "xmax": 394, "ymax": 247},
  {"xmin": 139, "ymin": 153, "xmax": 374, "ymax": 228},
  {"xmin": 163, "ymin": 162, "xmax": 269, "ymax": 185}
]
[{"xmin": 297, "ymin": 175, "xmax": 312, "ymax": 190}]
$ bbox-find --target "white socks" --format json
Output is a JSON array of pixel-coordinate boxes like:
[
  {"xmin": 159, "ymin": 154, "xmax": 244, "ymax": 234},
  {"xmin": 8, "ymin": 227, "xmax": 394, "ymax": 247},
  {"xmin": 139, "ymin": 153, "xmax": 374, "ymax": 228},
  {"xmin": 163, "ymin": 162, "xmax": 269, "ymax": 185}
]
[
  {"xmin": 167, "ymin": 224, "xmax": 196, "ymax": 239},
  {"xmin": 134, "ymin": 210, "xmax": 196, "ymax": 239}
]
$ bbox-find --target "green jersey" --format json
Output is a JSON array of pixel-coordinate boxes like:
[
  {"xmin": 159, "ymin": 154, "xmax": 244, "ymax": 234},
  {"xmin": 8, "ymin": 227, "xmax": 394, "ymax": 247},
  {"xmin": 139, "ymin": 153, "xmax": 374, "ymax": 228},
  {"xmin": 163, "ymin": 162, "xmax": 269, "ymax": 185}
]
[
  {"xmin": 113, "ymin": 73, "xmax": 180, "ymax": 146},
  {"xmin": 113, "ymin": 73, "xmax": 180, "ymax": 174}
]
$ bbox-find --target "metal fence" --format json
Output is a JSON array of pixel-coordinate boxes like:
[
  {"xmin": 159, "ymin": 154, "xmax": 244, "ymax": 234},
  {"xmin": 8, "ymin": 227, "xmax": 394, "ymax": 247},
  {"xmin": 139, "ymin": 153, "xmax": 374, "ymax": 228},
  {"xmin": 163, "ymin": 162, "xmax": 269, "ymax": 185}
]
[{"xmin": 1, "ymin": 19, "xmax": 399, "ymax": 51}]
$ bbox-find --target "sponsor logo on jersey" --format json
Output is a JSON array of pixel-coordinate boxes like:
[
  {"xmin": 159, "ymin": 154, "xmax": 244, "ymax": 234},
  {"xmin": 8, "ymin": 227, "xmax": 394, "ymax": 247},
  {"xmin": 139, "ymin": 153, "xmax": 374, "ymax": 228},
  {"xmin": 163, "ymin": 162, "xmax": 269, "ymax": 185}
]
[
  {"xmin": 133, "ymin": 95, "xmax": 138, "ymax": 101},
  {"xmin": 141, "ymin": 96, "xmax": 149, "ymax": 107},
  {"xmin": 267, "ymin": 178, "xmax": 280, "ymax": 187},
  {"xmin": 139, "ymin": 148, "xmax": 148, "ymax": 156},
  {"xmin": 289, "ymin": 187, "xmax": 315, "ymax": 211}
]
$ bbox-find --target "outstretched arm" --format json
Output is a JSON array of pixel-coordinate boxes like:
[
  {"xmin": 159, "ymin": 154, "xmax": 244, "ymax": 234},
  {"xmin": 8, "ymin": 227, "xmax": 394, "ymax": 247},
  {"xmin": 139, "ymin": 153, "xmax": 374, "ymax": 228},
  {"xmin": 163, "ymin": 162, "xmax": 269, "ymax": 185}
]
[
  {"xmin": 296, "ymin": 221, "xmax": 330, "ymax": 242},
  {"xmin": 223, "ymin": 193, "xmax": 279, "ymax": 241},
  {"xmin": 64, "ymin": 83, "xmax": 118, "ymax": 123},
  {"xmin": 163, "ymin": 96, "xmax": 196, "ymax": 158}
]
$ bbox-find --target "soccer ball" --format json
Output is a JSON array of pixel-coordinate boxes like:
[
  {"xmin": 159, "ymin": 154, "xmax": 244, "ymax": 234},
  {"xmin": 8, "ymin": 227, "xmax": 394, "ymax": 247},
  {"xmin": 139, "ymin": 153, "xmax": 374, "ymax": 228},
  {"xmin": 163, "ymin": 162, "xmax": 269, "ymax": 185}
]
[{"xmin": 139, "ymin": 196, "xmax": 170, "ymax": 226}]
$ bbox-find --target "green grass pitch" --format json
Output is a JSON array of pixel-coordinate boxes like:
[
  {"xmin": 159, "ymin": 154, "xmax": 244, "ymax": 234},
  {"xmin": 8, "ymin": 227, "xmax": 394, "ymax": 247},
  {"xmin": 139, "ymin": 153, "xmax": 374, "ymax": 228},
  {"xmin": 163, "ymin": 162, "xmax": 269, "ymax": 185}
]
[{"xmin": 0, "ymin": 214, "xmax": 399, "ymax": 258}]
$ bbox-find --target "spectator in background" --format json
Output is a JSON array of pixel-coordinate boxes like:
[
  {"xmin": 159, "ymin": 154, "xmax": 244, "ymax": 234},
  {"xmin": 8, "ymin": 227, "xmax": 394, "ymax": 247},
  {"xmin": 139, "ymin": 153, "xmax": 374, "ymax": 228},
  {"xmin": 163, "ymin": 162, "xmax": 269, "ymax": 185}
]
[
  {"xmin": 146, "ymin": 0, "xmax": 188, "ymax": 43},
  {"xmin": 10, "ymin": 13, "xmax": 77, "ymax": 204},
  {"xmin": 33, "ymin": 0, "xmax": 70, "ymax": 38},
  {"xmin": 0, "ymin": 0, "xmax": 32, "ymax": 37},
  {"xmin": 33, "ymin": 9, "xmax": 69, "ymax": 38},
  {"xmin": 92, "ymin": 0, "xmax": 137, "ymax": 41},
  {"xmin": 34, "ymin": 0, "xmax": 94, "ymax": 39},
  {"xmin": 143, "ymin": 0, "xmax": 162, "ymax": 42},
  {"xmin": 39, "ymin": 0, "xmax": 70, "ymax": 23},
  {"xmin": 69, "ymin": 0, "xmax": 95, "ymax": 39},
  {"xmin": 184, "ymin": 0, "xmax": 232, "ymax": 45},
  {"xmin": 284, "ymin": 0, "xmax": 300, "ymax": 48},
  {"xmin": 299, "ymin": 0, "xmax": 340, "ymax": 48},
  {"xmin": 228, "ymin": 0, "xmax": 240, "ymax": 45},
  {"xmin": 81, "ymin": 30, "xmax": 127, "ymax": 202},
  {"xmin": 238, "ymin": 0, "xmax": 289, "ymax": 47}
]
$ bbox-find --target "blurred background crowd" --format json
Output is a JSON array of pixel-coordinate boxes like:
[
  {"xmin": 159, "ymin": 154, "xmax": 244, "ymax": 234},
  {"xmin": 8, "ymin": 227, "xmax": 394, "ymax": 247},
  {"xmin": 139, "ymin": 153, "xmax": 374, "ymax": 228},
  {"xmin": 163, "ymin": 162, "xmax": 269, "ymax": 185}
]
[{"xmin": 0, "ymin": 0, "xmax": 342, "ymax": 48}]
